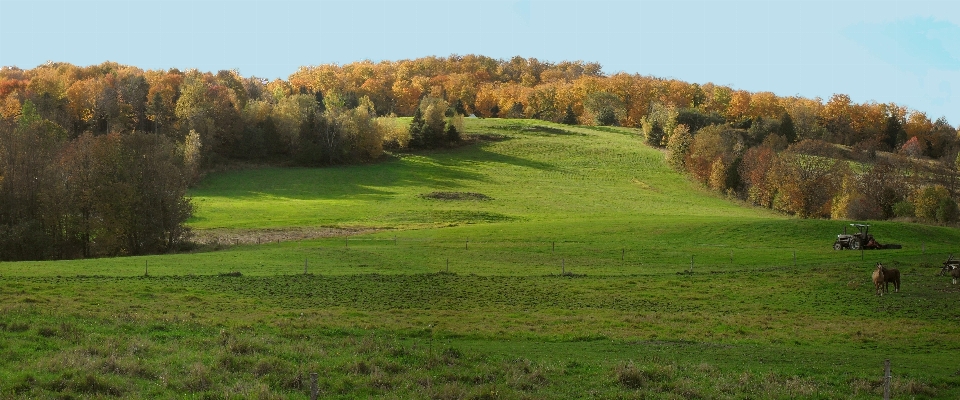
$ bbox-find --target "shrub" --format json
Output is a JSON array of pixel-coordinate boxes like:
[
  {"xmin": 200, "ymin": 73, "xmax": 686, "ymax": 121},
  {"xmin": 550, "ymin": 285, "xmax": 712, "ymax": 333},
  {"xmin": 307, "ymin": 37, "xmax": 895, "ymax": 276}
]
[
  {"xmin": 666, "ymin": 124, "xmax": 691, "ymax": 171},
  {"xmin": 595, "ymin": 108, "xmax": 617, "ymax": 126},
  {"xmin": 912, "ymin": 185, "xmax": 950, "ymax": 221},
  {"xmin": 899, "ymin": 136, "xmax": 925, "ymax": 158},
  {"xmin": 935, "ymin": 196, "xmax": 958, "ymax": 223},
  {"xmin": 893, "ymin": 201, "xmax": 915, "ymax": 218}
]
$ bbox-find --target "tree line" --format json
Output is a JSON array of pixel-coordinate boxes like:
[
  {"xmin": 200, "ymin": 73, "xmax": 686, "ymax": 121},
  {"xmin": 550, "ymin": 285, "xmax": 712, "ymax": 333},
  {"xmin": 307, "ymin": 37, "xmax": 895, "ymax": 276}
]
[{"xmin": 663, "ymin": 109, "xmax": 960, "ymax": 223}]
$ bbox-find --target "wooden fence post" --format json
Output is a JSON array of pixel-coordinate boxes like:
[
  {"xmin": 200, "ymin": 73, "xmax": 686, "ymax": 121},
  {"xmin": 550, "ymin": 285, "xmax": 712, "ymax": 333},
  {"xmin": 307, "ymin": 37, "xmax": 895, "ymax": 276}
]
[
  {"xmin": 883, "ymin": 359, "xmax": 891, "ymax": 400},
  {"xmin": 304, "ymin": 258, "xmax": 308, "ymax": 274},
  {"xmin": 310, "ymin": 372, "xmax": 319, "ymax": 400}
]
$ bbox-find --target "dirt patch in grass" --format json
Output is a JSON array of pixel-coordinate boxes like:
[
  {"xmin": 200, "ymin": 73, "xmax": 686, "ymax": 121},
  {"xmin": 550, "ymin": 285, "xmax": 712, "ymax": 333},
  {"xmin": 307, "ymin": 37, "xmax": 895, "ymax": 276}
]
[
  {"xmin": 191, "ymin": 226, "xmax": 381, "ymax": 246},
  {"xmin": 421, "ymin": 192, "xmax": 492, "ymax": 201}
]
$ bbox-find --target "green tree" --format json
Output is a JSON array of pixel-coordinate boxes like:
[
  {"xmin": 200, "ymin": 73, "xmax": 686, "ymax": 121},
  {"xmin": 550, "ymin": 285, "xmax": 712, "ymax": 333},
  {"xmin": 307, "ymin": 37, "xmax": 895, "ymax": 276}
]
[
  {"xmin": 779, "ymin": 112, "xmax": 796, "ymax": 143},
  {"xmin": 408, "ymin": 106, "xmax": 426, "ymax": 148},
  {"xmin": 884, "ymin": 113, "xmax": 906, "ymax": 149},
  {"xmin": 561, "ymin": 105, "xmax": 578, "ymax": 125},
  {"xmin": 584, "ymin": 91, "xmax": 624, "ymax": 126},
  {"xmin": 641, "ymin": 103, "xmax": 678, "ymax": 147},
  {"xmin": 911, "ymin": 185, "xmax": 950, "ymax": 222}
]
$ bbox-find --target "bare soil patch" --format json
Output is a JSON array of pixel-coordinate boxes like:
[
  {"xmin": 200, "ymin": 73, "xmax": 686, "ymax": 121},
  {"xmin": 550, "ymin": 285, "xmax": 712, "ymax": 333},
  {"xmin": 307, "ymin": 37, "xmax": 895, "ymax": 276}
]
[
  {"xmin": 191, "ymin": 226, "xmax": 381, "ymax": 246},
  {"xmin": 420, "ymin": 192, "xmax": 492, "ymax": 201}
]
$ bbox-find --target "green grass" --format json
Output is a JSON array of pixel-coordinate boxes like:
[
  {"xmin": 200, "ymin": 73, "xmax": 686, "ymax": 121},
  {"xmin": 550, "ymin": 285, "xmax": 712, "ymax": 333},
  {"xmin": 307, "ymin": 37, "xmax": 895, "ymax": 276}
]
[
  {"xmin": 188, "ymin": 119, "xmax": 766, "ymax": 230},
  {"xmin": 2, "ymin": 118, "xmax": 960, "ymax": 398}
]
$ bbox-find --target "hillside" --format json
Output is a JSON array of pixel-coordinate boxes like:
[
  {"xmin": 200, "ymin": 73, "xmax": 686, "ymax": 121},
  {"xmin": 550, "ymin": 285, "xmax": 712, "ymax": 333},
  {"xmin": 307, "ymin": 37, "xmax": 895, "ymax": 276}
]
[
  {"xmin": 2, "ymin": 119, "xmax": 960, "ymax": 398},
  {"xmin": 189, "ymin": 119, "xmax": 773, "ymax": 230}
]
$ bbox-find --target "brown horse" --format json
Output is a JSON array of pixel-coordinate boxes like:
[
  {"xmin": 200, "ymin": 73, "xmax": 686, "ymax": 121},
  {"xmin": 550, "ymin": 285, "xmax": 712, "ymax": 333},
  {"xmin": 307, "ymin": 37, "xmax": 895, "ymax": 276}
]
[
  {"xmin": 951, "ymin": 267, "xmax": 960, "ymax": 285},
  {"xmin": 872, "ymin": 265, "xmax": 885, "ymax": 296},
  {"xmin": 878, "ymin": 262, "xmax": 901, "ymax": 293}
]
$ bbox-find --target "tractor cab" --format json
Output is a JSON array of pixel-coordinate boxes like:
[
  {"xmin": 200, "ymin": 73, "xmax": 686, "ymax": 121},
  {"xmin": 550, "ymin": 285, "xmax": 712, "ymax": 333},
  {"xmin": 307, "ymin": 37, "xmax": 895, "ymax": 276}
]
[{"xmin": 834, "ymin": 223, "xmax": 874, "ymax": 250}]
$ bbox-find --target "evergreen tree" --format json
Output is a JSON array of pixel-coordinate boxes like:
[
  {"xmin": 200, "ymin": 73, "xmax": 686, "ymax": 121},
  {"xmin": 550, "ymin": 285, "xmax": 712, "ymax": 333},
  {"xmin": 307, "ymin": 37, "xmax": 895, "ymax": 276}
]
[
  {"xmin": 596, "ymin": 108, "xmax": 617, "ymax": 126},
  {"xmin": 562, "ymin": 105, "xmax": 578, "ymax": 125},
  {"xmin": 884, "ymin": 114, "xmax": 906, "ymax": 149},
  {"xmin": 644, "ymin": 122, "xmax": 665, "ymax": 147},
  {"xmin": 408, "ymin": 107, "xmax": 425, "ymax": 148},
  {"xmin": 454, "ymin": 99, "xmax": 467, "ymax": 116},
  {"xmin": 445, "ymin": 121, "xmax": 460, "ymax": 142},
  {"xmin": 779, "ymin": 112, "xmax": 796, "ymax": 143},
  {"xmin": 315, "ymin": 91, "xmax": 326, "ymax": 113}
]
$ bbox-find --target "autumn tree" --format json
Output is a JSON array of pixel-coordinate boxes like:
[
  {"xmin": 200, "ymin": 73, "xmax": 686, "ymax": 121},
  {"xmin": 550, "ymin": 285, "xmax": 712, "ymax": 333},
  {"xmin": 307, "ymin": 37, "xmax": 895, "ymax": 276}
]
[
  {"xmin": 685, "ymin": 125, "xmax": 745, "ymax": 190},
  {"xmin": 738, "ymin": 145, "xmax": 778, "ymax": 208},
  {"xmin": 666, "ymin": 124, "xmax": 691, "ymax": 172},
  {"xmin": 911, "ymin": 185, "xmax": 954, "ymax": 223},
  {"xmin": 768, "ymin": 153, "xmax": 845, "ymax": 218}
]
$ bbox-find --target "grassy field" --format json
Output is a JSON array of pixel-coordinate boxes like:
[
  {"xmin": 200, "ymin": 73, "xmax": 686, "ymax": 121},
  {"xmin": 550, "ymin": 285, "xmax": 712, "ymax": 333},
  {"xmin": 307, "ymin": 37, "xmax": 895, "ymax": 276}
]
[{"xmin": 2, "ymin": 119, "xmax": 960, "ymax": 398}]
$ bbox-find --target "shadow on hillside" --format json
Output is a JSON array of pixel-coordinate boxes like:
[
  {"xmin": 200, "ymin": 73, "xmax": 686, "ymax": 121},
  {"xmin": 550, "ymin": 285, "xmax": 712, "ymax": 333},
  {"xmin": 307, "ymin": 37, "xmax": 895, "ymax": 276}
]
[
  {"xmin": 578, "ymin": 125, "xmax": 639, "ymax": 135},
  {"xmin": 457, "ymin": 143, "xmax": 561, "ymax": 172},
  {"xmin": 487, "ymin": 123, "xmax": 582, "ymax": 136},
  {"xmin": 194, "ymin": 142, "xmax": 561, "ymax": 202}
]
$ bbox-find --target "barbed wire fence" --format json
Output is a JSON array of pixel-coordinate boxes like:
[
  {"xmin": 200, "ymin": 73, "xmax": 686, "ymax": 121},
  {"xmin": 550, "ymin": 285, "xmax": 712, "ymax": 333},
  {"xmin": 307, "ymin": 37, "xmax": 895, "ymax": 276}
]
[{"xmin": 250, "ymin": 236, "xmax": 956, "ymax": 278}]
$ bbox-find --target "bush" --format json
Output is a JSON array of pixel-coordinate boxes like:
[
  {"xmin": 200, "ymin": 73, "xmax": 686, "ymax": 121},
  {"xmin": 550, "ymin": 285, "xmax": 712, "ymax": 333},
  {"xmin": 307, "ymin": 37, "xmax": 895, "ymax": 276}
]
[
  {"xmin": 935, "ymin": 197, "xmax": 959, "ymax": 223},
  {"xmin": 846, "ymin": 196, "xmax": 884, "ymax": 221},
  {"xmin": 893, "ymin": 201, "xmax": 915, "ymax": 218},
  {"xmin": 666, "ymin": 124, "xmax": 691, "ymax": 171},
  {"xmin": 595, "ymin": 108, "xmax": 617, "ymax": 126},
  {"xmin": 912, "ymin": 185, "xmax": 950, "ymax": 221}
]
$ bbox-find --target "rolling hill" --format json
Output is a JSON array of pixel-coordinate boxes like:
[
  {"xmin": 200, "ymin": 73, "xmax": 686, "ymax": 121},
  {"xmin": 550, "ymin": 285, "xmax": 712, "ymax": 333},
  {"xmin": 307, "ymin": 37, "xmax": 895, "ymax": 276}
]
[{"xmin": 1, "ymin": 118, "xmax": 959, "ymax": 398}]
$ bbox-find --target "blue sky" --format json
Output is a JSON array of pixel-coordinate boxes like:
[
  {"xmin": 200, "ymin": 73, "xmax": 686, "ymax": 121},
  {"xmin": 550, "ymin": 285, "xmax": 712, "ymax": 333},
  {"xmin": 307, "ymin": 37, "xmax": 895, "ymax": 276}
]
[{"xmin": 1, "ymin": 0, "xmax": 958, "ymax": 124}]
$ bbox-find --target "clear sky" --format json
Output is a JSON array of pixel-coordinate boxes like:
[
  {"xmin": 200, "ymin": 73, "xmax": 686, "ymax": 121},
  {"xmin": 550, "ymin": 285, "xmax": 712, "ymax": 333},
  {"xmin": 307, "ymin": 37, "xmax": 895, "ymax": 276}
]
[{"xmin": 1, "ymin": 0, "xmax": 958, "ymax": 125}]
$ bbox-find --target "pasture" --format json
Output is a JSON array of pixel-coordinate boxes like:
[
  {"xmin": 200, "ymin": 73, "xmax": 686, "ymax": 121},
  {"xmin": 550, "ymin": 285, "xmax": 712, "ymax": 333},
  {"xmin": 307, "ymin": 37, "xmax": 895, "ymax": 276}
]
[{"xmin": 2, "ymin": 119, "xmax": 960, "ymax": 398}]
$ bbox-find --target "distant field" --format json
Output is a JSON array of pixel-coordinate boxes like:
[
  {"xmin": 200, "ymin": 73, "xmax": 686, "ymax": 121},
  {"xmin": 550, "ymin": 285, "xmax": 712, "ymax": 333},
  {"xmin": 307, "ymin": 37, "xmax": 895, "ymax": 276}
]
[{"xmin": 2, "ymin": 119, "xmax": 960, "ymax": 398}]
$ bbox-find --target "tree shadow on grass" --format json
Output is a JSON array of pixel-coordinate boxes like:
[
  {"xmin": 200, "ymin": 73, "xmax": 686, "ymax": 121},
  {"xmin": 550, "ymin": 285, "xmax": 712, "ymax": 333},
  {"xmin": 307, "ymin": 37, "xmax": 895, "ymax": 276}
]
[{"xmin": 190, "ymin": 142, "xmax": 562, "ymax": 202}]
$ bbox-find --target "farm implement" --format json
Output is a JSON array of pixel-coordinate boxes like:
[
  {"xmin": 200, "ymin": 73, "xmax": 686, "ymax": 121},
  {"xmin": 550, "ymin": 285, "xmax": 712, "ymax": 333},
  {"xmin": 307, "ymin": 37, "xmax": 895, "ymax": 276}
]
[{"xmin": 833, "ymin": 223, "xmax": 902, "ymax": 250}]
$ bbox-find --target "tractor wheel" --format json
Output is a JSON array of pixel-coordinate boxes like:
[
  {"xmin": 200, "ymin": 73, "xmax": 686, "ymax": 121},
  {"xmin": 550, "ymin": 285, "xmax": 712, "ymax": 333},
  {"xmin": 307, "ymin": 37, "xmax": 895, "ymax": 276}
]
[
  {"xmin": 849, "ymin": 240, "xmax": 861, "ymax": 250},
  {"xmin": 833, "ymin": 242, "xmax": 843, "ymax": 250}
]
